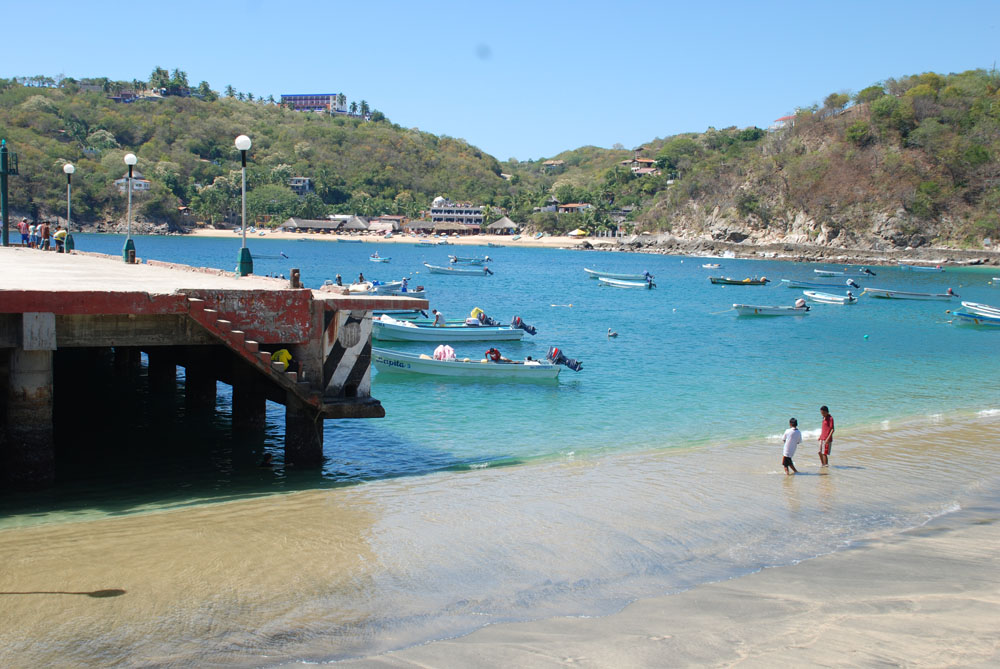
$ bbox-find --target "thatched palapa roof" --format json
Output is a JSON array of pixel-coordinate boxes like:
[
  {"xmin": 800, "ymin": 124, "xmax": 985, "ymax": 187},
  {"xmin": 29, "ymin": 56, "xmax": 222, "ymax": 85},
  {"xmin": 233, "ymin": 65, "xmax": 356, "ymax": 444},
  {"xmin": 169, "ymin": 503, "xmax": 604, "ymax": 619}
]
[{"xmin": 486, "ymin": 216, "xmax": 518, "ymax": 231}]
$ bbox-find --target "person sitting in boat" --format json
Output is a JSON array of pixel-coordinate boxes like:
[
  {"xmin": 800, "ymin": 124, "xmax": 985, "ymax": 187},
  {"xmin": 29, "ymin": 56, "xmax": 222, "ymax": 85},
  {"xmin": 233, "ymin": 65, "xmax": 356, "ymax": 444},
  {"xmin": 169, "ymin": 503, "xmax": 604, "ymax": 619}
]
[
  {"xmin": 432, "ymin": 309, "xmax": 445, "ymax": 326},
  {"xmin": 358, "ymin": 272, "xmax": 365, "ymax": 283},
  {"xmin": 401, "ymin": 277, "xmax": 408, "ymax": 292},
  {"xmin": 371, "ymin": 251, "xmax": 379, "ymax": 259},
  {"xmin": 335, "ymin": 274, "xmax": 343, "ymax": 286},
  {"xmin": 485, "ymin": 347, "xmax": 511, "ymax": 363}
]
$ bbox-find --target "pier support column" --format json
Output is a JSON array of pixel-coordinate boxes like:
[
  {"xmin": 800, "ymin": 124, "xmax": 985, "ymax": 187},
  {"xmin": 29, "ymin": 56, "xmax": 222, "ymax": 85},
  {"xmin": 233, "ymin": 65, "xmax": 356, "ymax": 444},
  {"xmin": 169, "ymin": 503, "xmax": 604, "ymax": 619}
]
[
  {"xmin": 146, "ymin": 348, "xmax": 177, "ymax": 393},
  {"xmin": 184, "ymin": 349, "xmax": 217, "ymax": 412},
  {"xmin": 3, "ymin": 349, "xmax": 54, "ymax": 488},
  {"xmin": 113, "ymin": 346, "xmax": 140, "ymax": 376},
  {"xmin": 284, "ymin": 395, "xmax": 323, "ymax": 468},
  {"xmin": 232, "ymin": 365, "xmax": 266, "ymax": 432}
]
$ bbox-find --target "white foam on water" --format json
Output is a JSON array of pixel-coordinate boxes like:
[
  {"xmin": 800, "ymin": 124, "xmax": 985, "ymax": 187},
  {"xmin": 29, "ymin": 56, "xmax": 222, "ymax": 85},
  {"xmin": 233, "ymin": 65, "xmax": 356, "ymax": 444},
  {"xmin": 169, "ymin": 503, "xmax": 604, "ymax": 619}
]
[{"xmin": 978, "ymin": 408, "xmax": 1000, "ymax": 417}]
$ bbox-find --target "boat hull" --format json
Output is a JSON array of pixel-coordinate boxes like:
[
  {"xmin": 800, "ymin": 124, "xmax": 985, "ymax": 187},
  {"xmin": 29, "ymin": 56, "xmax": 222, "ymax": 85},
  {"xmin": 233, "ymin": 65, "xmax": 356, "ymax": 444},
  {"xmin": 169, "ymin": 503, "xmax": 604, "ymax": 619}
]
[
  {"xmin": 598, "ymin": 277, "xmax": 654, "ymax": 289},
  {"xmin": 584, "ymin": 268, "xmax": 651, "ymax": 281},
  {"xmin": 803, "ymin": 290, "xmax": 857, "ymax": 304},
  {"xmin": 373, "ymin": 321, "xmax": 524, "ymax": 342},
  {"xmin": 863, "ymin": 288, "xmax": 957, "ymax": 300},
  {"xmin": 424, "ymin": 263, "xmax": 490, "ymax": 276},
  {"xmin": 954, "ymin": 311, "xmax": 1000, "ymax": 326},
  {"xmin": 781, "ymin": 279, "xmax": 861, "ymax": 289},
  {"xmin": 733, "ymin": 304, "xmax": 810, "ymax": 316},
  {"xmin": 899, "ymin": 264, "xmax": 944, "ymax": 272},
  {"xmin": 372, "ymin": 348, "xmax": 560, "ymax": 379},
  {"xmin": 710, "ymin": 277, "xmax": 769, "ymax": 285}
]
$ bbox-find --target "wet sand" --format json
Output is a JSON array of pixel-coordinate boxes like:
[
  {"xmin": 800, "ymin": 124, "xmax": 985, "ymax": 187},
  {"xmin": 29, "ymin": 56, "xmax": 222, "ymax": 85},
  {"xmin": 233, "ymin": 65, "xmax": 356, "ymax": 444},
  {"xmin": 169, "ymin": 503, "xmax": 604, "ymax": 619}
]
[{"xmin": 340, "ymin": 505, "xmax": 1000, "ymax": 668}]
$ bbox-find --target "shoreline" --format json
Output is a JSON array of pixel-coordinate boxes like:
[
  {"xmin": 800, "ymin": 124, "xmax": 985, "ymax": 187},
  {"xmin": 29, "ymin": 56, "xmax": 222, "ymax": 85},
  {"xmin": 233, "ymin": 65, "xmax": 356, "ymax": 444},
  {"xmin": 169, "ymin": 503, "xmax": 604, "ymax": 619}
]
[
  {"xmin": 78, "ymin": 227, "xmax": 1000, "ymax": 267},
  {"xmin": 334, "ymin": 493, "xmax": 1000, "ymax": 668}
]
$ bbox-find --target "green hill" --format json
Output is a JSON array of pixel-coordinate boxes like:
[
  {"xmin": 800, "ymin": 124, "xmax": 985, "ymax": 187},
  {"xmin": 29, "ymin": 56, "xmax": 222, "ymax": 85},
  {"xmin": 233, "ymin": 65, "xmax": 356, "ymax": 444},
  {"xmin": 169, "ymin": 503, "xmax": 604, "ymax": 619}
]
[{"xmin": 3, "ymin": 68, "xmax": 999, "ymax": 249}]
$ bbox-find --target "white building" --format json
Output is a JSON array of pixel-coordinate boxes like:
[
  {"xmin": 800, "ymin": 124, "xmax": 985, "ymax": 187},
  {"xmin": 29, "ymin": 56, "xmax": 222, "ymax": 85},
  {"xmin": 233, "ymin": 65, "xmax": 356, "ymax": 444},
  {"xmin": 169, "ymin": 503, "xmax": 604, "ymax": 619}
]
[
  {"xmin": 429, "ymin": 196, "xmax": 484, "ymax": 226},
  {"xmin": 114, "ymin": 170, "xmax": 152, "ymax": 193}
]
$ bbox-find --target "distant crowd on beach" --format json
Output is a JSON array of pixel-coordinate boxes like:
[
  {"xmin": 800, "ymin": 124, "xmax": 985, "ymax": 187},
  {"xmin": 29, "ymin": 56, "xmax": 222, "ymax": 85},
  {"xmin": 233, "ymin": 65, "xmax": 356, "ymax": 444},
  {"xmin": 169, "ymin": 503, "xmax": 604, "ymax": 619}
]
[
  {"xmin": 15, "ymin": 218, "xmax": 68, "ymax": 252},
  {"xmin": 781, "ymin": 406, "xmax": 834, "ymax": 475}
]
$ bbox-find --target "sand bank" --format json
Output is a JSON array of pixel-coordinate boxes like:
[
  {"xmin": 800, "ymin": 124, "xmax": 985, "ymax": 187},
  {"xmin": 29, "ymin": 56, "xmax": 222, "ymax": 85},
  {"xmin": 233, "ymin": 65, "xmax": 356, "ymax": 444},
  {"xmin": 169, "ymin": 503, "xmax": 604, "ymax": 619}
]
[{"xmin": 341, "ymin": 505, "xmax": 1000, "ymax": 667}]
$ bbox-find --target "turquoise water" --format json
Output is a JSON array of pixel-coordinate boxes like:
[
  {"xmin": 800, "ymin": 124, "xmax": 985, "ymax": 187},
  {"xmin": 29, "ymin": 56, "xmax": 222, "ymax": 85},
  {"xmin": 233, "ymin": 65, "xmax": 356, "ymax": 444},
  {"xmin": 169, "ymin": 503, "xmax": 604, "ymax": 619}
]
[
  {"xmin": 65, "ymin": 233, "xmax": 1000, "ymax": 462},
  {"xmin": 3, "ymin": 233, "xmax": 1000, "ymax": 665}
]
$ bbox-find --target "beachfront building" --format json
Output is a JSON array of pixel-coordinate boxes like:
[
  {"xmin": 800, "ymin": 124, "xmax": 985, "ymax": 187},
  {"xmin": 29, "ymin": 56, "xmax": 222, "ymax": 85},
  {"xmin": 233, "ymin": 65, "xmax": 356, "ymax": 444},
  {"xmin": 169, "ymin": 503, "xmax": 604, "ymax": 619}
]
[
  {"xmin": 486, "ymin": 216, "xmax": 519, "ymax": 235},
  {"xmin": 288, "ymin": 177, "xmax": 313, "ymax": 195},
  {"xmin": 429, "ymin": 197, "xmax": 484, "ymax": 227},
  {"xmin": 280, "ymin": 217, "xmax": 341, "ymax": 233},
  {"xmin": 113, "ymin": 171, "xmax": 152, "ymax": 193},
  {"xmin": 280, "ymin": 94, "xmax": 348, "ymax": 114}
]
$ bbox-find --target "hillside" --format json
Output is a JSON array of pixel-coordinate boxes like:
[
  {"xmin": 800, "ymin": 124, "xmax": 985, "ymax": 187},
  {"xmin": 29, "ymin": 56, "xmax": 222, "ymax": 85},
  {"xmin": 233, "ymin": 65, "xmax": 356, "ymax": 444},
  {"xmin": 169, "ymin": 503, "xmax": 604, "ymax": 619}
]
[
  {"xmin": 0, "ymin": 76, "xmax": 511, "ymax": 230},
  {"xmin": 2, "ymin": 68, "xmax": 999, "ymax": 250}
]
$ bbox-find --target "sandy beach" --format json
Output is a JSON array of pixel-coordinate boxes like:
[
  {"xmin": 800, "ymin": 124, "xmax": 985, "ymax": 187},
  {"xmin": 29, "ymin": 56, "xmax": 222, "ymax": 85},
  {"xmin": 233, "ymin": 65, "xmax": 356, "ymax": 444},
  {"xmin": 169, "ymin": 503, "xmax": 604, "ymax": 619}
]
[
  {"xmin": 186, "ymin": 227, "xmax": 596, "ymax": 250},
  {"xmin": 339, "ymin": 504, "xmax": 1000, "ymax": 668}
]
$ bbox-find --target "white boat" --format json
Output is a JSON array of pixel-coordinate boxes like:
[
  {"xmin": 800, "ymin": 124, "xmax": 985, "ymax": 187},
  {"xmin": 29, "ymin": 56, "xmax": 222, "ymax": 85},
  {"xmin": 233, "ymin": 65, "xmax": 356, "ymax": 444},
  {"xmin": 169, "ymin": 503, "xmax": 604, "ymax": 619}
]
[
  {"xmin": 960, "ymin": 301, "xmax": 1000, "ymax": 317},
  {"xmin": 702, "ymin": 263, "xmax": 721, "ymax": 269},
  {"xmin": 449, "ymin": 255, "xmax": 491, "ymax": 265},
  {"xmin": 863, "ymin": 288, "xmax": 959, "ymax": 301},
  {"xmin": 598, "ymin": 277, "xmax": 655, "ymax": 289},
  {"xmin": 781, "ymin": 278, "xmax": 861, "ymax": 289},
  {"xmin": 437, "ymin": 240, "xmax": 451, "ymax": 246},
  {"xmin": 803, "ymin": 290, "xmax": 858, "ymax": 304},
  {"xmin": 733, "ymin": 304, "xmax": 811, "ymax": 316},
  {"xmin": 583, "ymin": 268, "xmax": 654, "ymax": 281},
  {"xmin": 424, "ymin": 263, "xmax": 492, "ymax": 276},
  {"xmin": 369, "ymin": 255, "xmax": 391, "ymax": 263},
  {"xmin": 814, "ymin": 268, "xmax": 876, "ymax": 277},
  {"xmin": 899, "ymin": 263, "xmax": 944, "ymax": 272},
  {"xmin": 371, "ymin": 280, "xmax": 424, "ymax": 297},
  {"xmin": 953, "ymin": 311, "xmax": 1000, "ymax": 326},
  {"xmin": 373, "ymin": 348, "xmax": 560, "ymax": 380},
  {"xmin": 373, "ymin": 317, "xmax": 525, "ymax": 342},
  {"xmin": 416, "ymin": 240, "xmax": 434, "ymax": 247}
]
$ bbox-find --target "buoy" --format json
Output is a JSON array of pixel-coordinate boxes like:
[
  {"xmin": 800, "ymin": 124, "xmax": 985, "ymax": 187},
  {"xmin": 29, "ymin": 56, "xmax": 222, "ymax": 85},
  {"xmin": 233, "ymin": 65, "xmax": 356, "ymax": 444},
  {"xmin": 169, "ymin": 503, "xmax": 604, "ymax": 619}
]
[{"xmin": 864, "ymin": 334, "xmax": 869, "ymax": 339}]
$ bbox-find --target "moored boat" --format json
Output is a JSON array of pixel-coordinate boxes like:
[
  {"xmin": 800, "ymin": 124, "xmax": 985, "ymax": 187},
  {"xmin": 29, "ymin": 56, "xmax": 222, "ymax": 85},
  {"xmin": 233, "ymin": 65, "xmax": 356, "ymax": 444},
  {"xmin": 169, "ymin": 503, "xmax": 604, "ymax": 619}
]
[
  {"xmin": 710, "ymin": 276, "xmax": 770, "ymax": 285},
  {"xmin": 781, "ymin": 278, "xmax": 861, "ymax": 289},
  {"xmin": 814, "ymin": 267, "xmax": 876, "ymax": 277},
  {"xmin": 448, "ymin": 254, "xmax": 491, "ymax": 265},
  {"xmin": 583, "ymin": 268, "xmax": 654, "ymax": 281},
  {"xmin": 803, "ymin": 290, "xmax": 858, "ymax": 304},
  {"xmin": 487, "ymin": 242, "xmax": 505, "ymax": 247},
  {"xmin": 863, "ymin": 287, "xmax": 959, "ymax": 300},
  {"xmin": 416, "ymin": 240, "xmax": 434, "ymax": 247},
  {"xmin": 424, "ymin": 262, "xmax": 493, "ymax": 276},
  {"xmin": 337, "ymin": 238, "xmax": 363, "ymax": 243},
  {"xmin": 373, "ymin": 317, "xmax": 527, "ymax": 342},
  {"xmin": 701, "ymin": 263, "xmax": 721, "ymax": 269},
  {"xmin": 898, "ymin": 263, "xmax": 944, "ymax": 272},
  {"xmin": 369, "ymin": 254, "xmax": 390, "ymax": 263},
  {"xmin": 733, "ymin": 304, "xmax": 810, "ymax": 316},
  {"xmin": 960, "ymin": 301, "xmax": 1000, "ymax": 317},
  {"xmin": 373, "ymin": 348, "xmax": 560, "ymax": 379},
  {"xmin": 953, "ymin": 311, "xmax": 1000, "ymax": 326},
  {"xmin": 598, "ymin": 277, "xmax": 655, "ymax": 289}
]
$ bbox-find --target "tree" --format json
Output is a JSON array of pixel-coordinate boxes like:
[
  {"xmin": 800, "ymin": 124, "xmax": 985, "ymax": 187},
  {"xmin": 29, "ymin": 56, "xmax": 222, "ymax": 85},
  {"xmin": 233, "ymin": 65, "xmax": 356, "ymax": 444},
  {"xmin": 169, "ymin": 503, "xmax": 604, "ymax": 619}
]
[
  {"xmin": 168, "ymin": 68, "xmax": 189, "ymax": 95},
  {"xmin": 149, "ymin": 66, "xmax": 170, "ymax": 89},
  {"xmin": 349, "ymin": 101, "xmax": 358, "ymax": 115},
  {"xmin": 196, "ymin": 81, "xmax": 216, "ymax": 101},
  {"xmin": 359, "ymin": 99, "xmax": 370, "ymax": 117},
  {"xmin": 854, "ymin": 85, "xmax": 885, "ymax": 104},
  {"xmin": 336, "ymin": 93, "xmax": 346, "ymax": 110},
  {"xmin": 225, "ymin": 84, "xmax": 236, "ymax": 98},
  {"xmin": 823, "ymin": 92, "xmax": 850, "ymax": 111}
]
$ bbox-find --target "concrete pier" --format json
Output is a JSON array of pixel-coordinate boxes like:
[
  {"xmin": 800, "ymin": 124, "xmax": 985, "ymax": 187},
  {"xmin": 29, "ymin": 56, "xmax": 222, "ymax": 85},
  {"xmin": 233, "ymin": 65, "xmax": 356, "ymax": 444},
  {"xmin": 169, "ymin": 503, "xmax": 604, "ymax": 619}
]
[{"xmin": 0, "ymin": 247, "xmax": 426, "ymax": 488}]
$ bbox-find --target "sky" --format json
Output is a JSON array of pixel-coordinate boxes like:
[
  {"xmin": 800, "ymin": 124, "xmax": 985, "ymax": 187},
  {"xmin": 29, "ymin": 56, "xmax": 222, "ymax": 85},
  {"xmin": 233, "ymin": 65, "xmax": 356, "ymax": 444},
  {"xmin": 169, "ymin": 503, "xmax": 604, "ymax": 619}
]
[{"xmin": 6, "ymin": 1, "xmax": 1000, "ymax": 160}]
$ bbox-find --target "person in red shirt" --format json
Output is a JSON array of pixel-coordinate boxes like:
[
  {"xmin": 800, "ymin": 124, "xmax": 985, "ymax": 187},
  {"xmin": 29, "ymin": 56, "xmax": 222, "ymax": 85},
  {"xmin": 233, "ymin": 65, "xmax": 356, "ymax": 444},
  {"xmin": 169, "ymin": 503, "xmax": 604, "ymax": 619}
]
[
  {"xmin": 818, "ymin": 405, "xmax": 834, "ymax": 466},
  {"xmin": 485, "ymin": 347, "xmax": 510, "ymax": 363}
]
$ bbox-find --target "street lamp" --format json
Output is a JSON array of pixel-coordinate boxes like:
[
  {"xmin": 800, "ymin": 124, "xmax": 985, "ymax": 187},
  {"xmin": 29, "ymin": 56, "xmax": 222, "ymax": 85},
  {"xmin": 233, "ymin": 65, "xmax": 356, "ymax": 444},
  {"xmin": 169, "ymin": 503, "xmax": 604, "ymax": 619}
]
[
  {"xmin": 63, "ymin": 163, "xmax": 75, "ymax": 251},
  {"xmin": 235, "ymin": 134, "xmax": 253, "ymax": 276},
  {"xmin": 122, "ymin": 152, "xmax": 137, "ymax": 263}
]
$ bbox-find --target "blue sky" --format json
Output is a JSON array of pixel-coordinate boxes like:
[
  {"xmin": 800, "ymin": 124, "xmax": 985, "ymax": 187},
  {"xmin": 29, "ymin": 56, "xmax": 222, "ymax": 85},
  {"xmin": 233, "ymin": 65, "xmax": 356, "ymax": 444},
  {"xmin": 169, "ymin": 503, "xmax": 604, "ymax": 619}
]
[{"xmin": 7, "ymin": 1, "xmax": 999, "ymax": 160}]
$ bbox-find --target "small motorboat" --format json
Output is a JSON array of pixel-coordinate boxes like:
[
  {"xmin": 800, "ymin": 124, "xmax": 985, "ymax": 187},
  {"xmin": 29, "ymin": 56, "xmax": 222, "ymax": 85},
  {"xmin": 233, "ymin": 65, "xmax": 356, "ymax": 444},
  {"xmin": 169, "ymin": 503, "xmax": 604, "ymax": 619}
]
[
  {"xmin": 449, "ymin": 255, "xmax": 491, "ymax": 265},
  {"xmin": 337, "ymin": 238, "xmax": 363, "ymax": 244},
  {"xmin": 437, "ymin": 240, "xmax": 451, "ymax": 246},
  {"xmin": 702, "ymin": 263, "xmax": 721, "ymax": 269},
  {"xmin": 803, "ymin": 290, "xmax": 858, "ymax": 304},
  {"xmin": 584, "ymin": 268, "xmax": 653, "ymax": 281},
  {"xmin": 424, "ymin": 262, "xmax": 493, "ymax": 276},
  {"xmin": 487, "ymin": 242, "xmax": 505, "ymax": 248},
  {"xmin": 416, "ymin": 240, "xmax": 434, "ymax": 247},
  {"xmin": 960, "ymin": 301, "xmax": 1000, "ymax": 317},
  {"xmin": 814, "ymin": 267, "xmax": 876, "ymax": 277},
  {"xmin": 369, "ymin": 254, "xmax": 391, "ymax": 263},
  {"xmin": 372, "ymin": 345, "xmax": 580, "ymax": 380},
  {"xmin": 898, "ymin": 263, "xmax": 944, "ymax": 272},
  {"xmin": 710, "ymin": 276, "xmax": 769, "ymax": 285},
  {"xmin": 733, "ymin": 303, "xmax": 810, "ymax": 316},
  {"xmin": 863, "ymin": 288, "xmax": 959, "ymax": 301},
  {"xmin": 598, "ymin": 277, "xmax": 655, "ymax": 289},
  {"xmin": 373, "ymin": 315, "xmax": 532, "ymax": 342},
  {"xmin": 781, "ymin": 278, "xmax": 861, "ymax": 289},
  {"xmin": 953, "ymin": 311, "xmax": 1000, "ymax": 326},
  {"xmin": 511, "ymin": 235, "xmax": 522, "ymax": 241}
]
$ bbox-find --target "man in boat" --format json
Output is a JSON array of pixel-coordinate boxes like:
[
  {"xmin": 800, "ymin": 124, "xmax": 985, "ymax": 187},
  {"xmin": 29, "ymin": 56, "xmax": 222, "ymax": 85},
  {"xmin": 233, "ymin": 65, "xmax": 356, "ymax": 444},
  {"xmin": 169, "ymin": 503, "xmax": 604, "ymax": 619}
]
[
  {"xmin": 818, "ymin": 406, "xmax": 834, "ymax": 467},
  {"xmin": 485, "ymin": 347, "xmax": 511, "ymax": 363},
  {"xmin": 401, "ymin": 277, "xmax": 408, "ymax": 292},
  {"xmin": 335, "ymin": 274, "xmax": 343, "ymax": 286},
  {"xmin": 432, "ymin": 309, "xmax": 445, "ymax": 326},
  {"xmin": 358, "ymin": 272, "xmax": 365, "ymax": 283},
  {"xmin": 782, "ymin": 418, "xmax": 801, "ymax": 476}
]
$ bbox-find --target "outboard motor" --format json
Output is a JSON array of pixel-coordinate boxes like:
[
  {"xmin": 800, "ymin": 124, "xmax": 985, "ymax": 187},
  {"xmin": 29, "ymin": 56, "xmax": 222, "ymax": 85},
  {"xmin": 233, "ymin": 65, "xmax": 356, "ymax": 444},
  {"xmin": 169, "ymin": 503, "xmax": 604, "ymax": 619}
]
[
  {"xmin": 484, "ymin": 267, "xmax": 494, "ymax": 275},
  {"xmin": 847, "ymin": 279, "xmax": 860, "ymax": 289},
  {"xmin": 546, "ymin": 346, "xmax": 583, "ymax": 372},
  {"xmin": 480, "ymin": 313, "xmax": 501, "ymax": 327},
  {"xmin": 511, "ymin": 316, "xmax": 537, "ymax": 335},
  {"xmin": 863, "ymin": 268, "xmax": 876, "ymax": 276}
]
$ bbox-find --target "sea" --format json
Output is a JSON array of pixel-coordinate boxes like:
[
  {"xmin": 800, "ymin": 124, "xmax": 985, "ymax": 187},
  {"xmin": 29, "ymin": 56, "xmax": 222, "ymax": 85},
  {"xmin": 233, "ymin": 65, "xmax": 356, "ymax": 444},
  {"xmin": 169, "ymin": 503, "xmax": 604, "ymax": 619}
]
[{"xmin": 2, "ymin": 233, "xmax": 999, "ymax": 667}]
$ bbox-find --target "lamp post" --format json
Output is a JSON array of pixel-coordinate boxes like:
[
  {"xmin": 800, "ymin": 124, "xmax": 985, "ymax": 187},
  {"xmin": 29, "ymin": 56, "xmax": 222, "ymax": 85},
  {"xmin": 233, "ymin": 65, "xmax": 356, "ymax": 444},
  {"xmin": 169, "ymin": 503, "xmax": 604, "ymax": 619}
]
[
  {"xmin": 235, "ymin": 134, "xmax": 253, "ymax": 276},
  {"xmin": 122, "ymin": 153, "xmax": 137, "ymax": 263},
  {"xmin": 63, "ymin": 163, "xmax": 75, "ymax": 251}
]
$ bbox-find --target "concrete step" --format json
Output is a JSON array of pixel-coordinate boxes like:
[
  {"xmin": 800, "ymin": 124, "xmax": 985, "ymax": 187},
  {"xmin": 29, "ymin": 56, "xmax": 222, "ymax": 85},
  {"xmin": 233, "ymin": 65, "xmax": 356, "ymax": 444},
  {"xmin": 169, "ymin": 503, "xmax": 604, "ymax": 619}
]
[
  {"xmin": 258, "ymin": 351, "xmax": 272, "ymax": 365},
  {"xmin": 285, "ymin": 371, "xmax": 299, "ymax": 383},
  {"xmin": 201, "ymin": 308, "xmax": 219, "ymax": 323},
  {"xmin": 271, "ymin": 362, "xmax": 285, "ymax": 373},
  {"xmin": 244, "ymin": 340, "xmax": 259, "ymax": 354},
  {"xmin": 229, "ymin": 330, "xmax": 245, "ymax": 346},
  {"xmin": 215, "ymin": 319, "xmax": 232, "ymax": 333},
  {"xmin": 187, "ymin": 297, "xmax": 206, "ymax": 310}
]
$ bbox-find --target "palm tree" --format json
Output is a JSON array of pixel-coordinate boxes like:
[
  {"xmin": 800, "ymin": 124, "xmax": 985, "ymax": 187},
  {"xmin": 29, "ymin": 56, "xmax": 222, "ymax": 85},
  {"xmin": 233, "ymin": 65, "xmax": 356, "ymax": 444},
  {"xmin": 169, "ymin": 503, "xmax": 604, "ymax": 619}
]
[
  {"xmin": 225, "ymin": 85, "xmax": 236, "ymax": 98},
  {"xmin": 349, "ymin": 101, "xmax": 358, "ymax": 115},
  {"xmin": 359, "ymin": 100, "xmax": 370, "ymax": 117}
]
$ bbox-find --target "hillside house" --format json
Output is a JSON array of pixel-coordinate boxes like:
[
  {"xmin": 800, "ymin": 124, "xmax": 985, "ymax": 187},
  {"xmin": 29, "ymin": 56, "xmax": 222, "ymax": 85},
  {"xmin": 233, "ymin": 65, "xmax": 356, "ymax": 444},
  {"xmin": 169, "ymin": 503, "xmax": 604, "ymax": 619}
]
[
  {"xmin": 289, "ymin": 177, "xmax": 313, "ymax": 195},
  {"xmin": 619, "ymin": 157, "xmax": 659, "ymax": 175},
  {"xmin": 113, "ymin": 171, "xmax": 152, "ymax": 193},
  {"xmin": 557, "ymin": 203, "xmax": 593, "ymax": 214}
]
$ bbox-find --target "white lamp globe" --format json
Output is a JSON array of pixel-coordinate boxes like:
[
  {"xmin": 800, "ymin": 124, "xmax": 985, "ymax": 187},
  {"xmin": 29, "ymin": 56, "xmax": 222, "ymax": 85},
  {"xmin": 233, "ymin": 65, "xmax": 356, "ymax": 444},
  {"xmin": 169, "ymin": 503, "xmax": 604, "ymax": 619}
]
[
  {"xmin": 123, "ymin": 153, "xmax": 137, "ymax": 166},
  {"xmin": 63, "ymin": 163, "xmax": 75, "ymax": 175},
  {"xmin": 235, "ymin": 135, "xmax": 252, "ymax": 151}
]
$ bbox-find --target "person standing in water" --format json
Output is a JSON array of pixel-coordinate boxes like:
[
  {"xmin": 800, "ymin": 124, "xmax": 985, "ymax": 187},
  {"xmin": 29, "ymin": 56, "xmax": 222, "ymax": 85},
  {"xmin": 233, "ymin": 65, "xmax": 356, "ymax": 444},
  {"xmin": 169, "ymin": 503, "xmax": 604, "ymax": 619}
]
[
  {"xmin": 782, "ymin": 417, "xmax": 801, "ymax": 475},
  {"xmin": 818, "ymin": 405, "xmax": 834, "ymax": 466}
]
